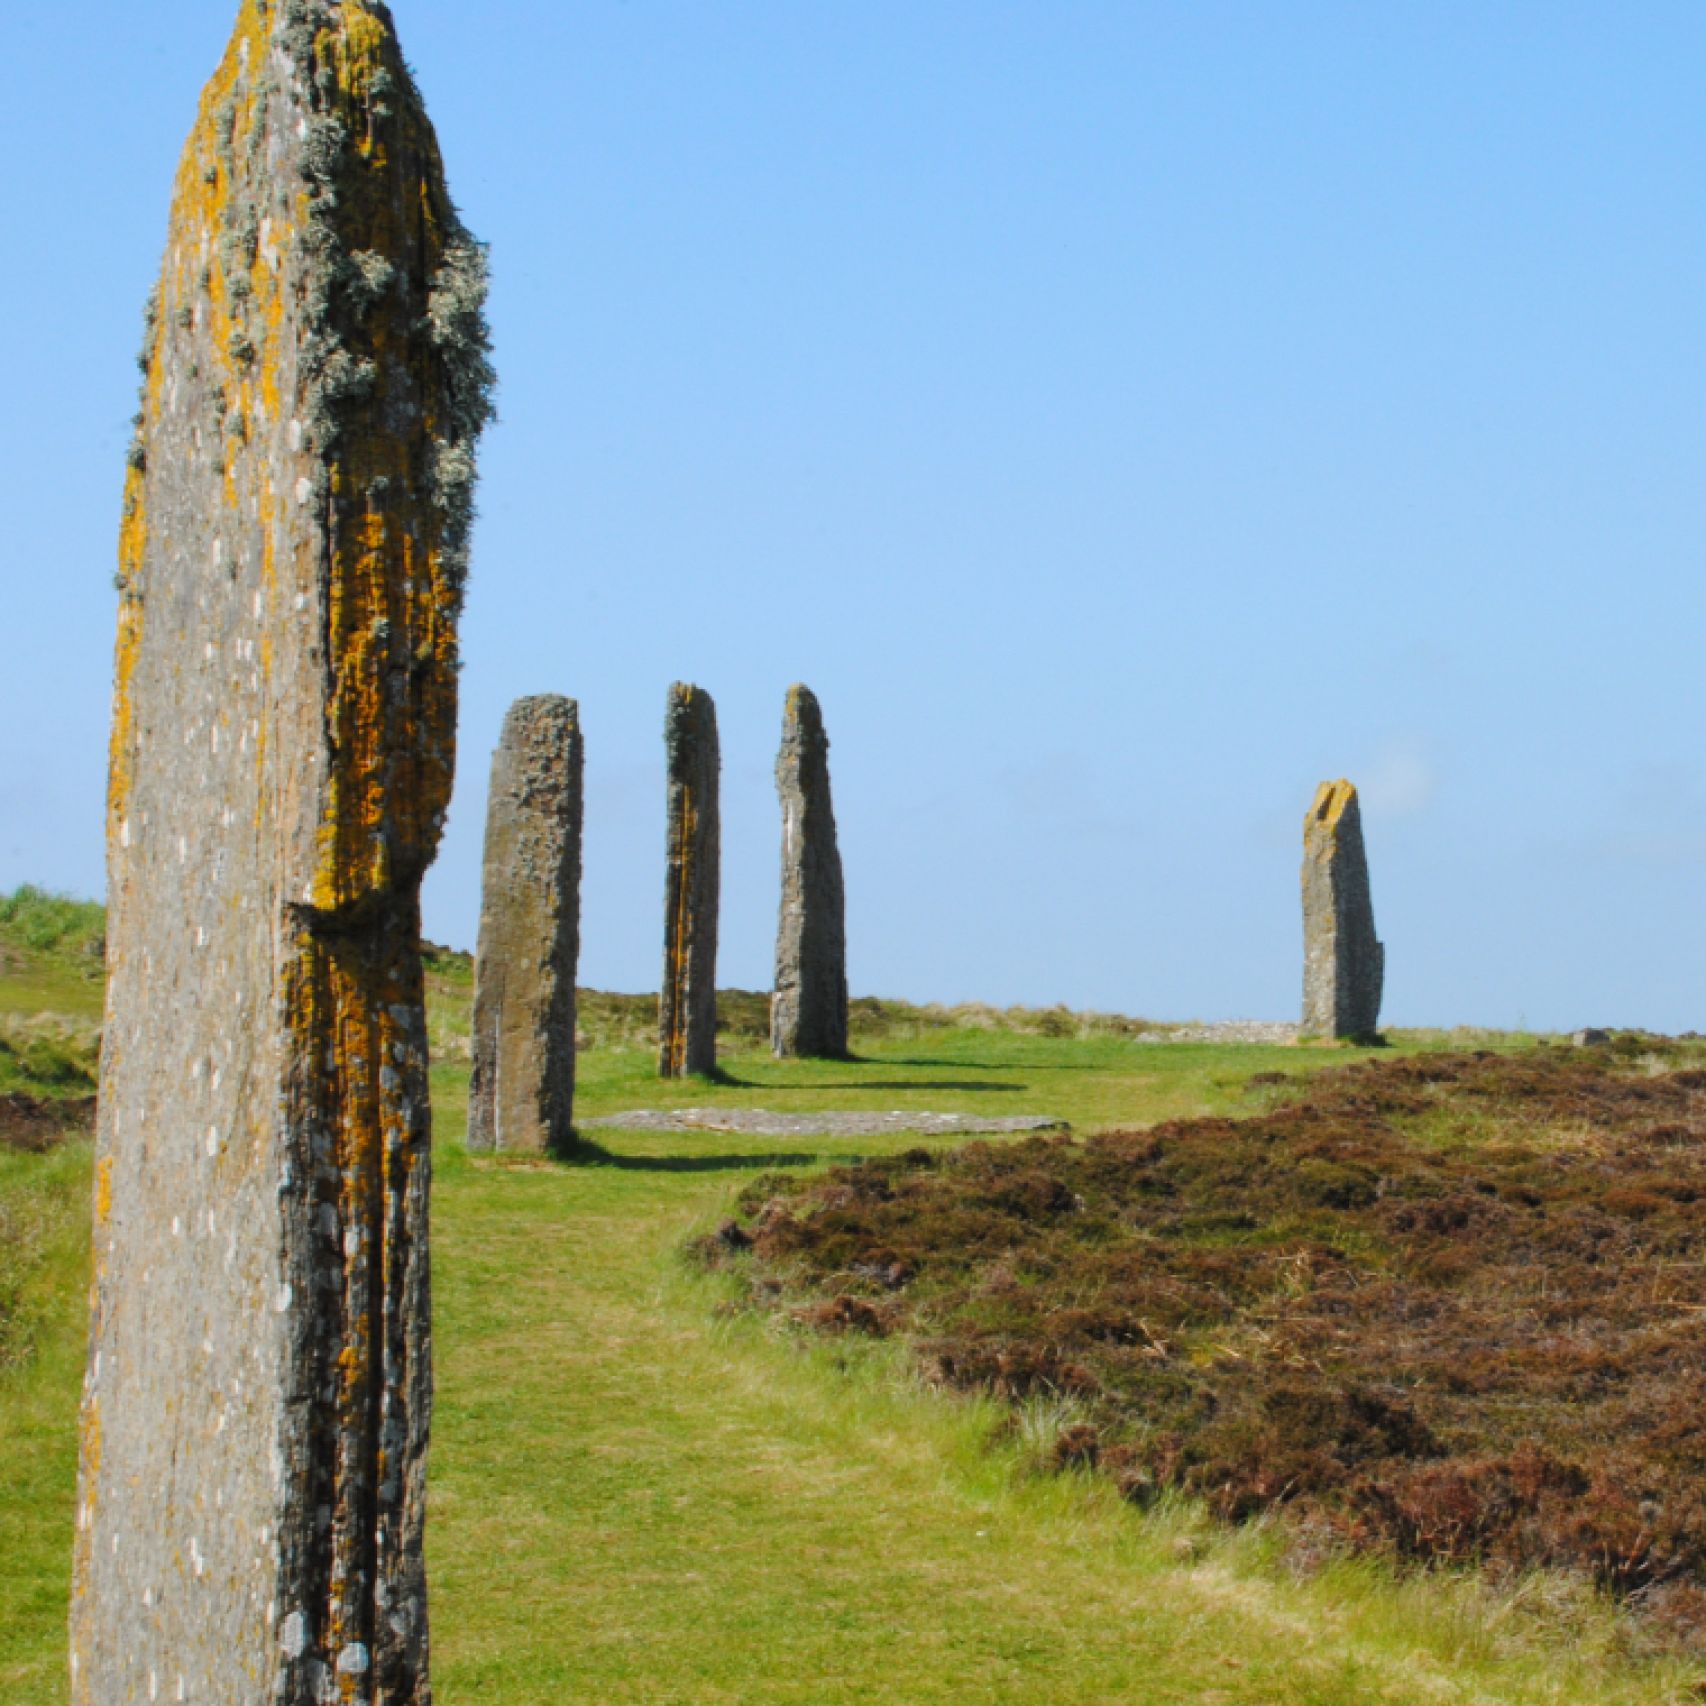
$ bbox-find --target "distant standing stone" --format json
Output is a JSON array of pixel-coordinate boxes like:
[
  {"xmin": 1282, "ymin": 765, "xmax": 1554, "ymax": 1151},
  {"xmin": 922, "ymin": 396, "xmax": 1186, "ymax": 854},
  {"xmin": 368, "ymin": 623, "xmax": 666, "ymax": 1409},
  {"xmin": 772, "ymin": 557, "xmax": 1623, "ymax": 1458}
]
[
  {"xmin": 660, "ymin": 684, "xmax": 721, "ymax": 1077},
  {"xmin": 771, "ymin": 685, "xmax": 849, "ymax": 1058},
  {"xmin": 469, "ymin": 697, "xmax": 584, "ymax": 1155},
  {"xmin": 1301, "ymin": 780, "xmax": 1385, "ymax": 1040},
  {"xmin": 74, "ymin": 4, "xmax": 492, "ymax": 1701}
]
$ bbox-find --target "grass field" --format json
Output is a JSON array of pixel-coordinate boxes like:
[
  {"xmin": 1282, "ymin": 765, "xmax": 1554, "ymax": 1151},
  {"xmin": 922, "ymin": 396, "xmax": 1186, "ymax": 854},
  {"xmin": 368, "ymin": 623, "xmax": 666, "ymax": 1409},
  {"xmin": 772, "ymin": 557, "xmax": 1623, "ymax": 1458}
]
[{"xmin": 1, "ymin": 898, "xmax": 1701, "ymax": 1702}]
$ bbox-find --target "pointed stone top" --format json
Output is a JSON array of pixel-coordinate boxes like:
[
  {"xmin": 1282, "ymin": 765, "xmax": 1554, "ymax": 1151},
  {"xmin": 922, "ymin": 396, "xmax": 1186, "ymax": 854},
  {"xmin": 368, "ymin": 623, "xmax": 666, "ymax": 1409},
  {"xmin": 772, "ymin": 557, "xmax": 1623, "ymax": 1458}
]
[
  {"xmin": 784, "ymin": 683, "xmax": 827, "ymax": 737},
  {"xmin": 665, "ymin": 683, "xmax": 717, "ymax": 760},
  {"xmin": 115, "ymin": 0, "xmax": 493, "ymax": 917}
]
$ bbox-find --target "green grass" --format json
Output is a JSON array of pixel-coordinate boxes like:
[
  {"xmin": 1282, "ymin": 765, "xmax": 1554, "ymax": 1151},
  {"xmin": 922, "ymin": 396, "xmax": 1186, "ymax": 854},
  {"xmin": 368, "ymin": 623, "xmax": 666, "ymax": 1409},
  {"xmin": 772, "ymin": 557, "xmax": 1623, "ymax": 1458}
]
[
  {"xmin": 1, "ymin": 933, "xmax": 1699, "ymax": 1701},
  {"xmin": 0, "ymin": 1141, "xmax": 93, "ymax": 1700}
]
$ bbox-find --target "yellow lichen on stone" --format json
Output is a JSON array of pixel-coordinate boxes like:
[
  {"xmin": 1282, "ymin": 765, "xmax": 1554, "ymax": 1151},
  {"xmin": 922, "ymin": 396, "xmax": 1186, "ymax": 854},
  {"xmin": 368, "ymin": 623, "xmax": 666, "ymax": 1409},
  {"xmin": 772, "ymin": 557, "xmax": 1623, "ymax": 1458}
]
[
  {"xmin": 108, "ymin": 467, "xmax": 149, "ymax": 822},
  {"xmin": 663, "ymin": 790, "xmax": 700, "ymax": 1073},
  {"xmin": 113, "ymin": 0, "xmax": 294, "ymax": 826},
  {"xmin": 1308, "ymin": 779, "xmax": 1356, "ymax": 836},
  {"xmin": 322, "ymin": 3, "xmax": 390, "ymax": 111},
  {"xmin": 293, "ymin": 3, "xmax": 464, "ymax": 916}
]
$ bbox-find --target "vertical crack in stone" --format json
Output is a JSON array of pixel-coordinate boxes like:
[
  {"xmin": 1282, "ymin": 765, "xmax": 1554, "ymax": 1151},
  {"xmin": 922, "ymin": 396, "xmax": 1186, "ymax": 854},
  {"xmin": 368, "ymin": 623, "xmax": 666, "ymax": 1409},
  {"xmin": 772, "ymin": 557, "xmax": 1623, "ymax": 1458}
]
[
  {"xmin": 658, "ymin": 684, "xmax": 720, "ymax": 1079},
  {"xmin": 770, "ymin": 685, "xmax": 849, "ymax": 1060},
  {"xmin": 468, "ymin": 697, "xmax": 584, "ymax": 1156},
  {"xmin": 75, "ymin": 4, "xmax": 491, "ymax": 1701},
  {"xmin": 1301, "ymin": 780, "xmax": 1385, "ymax": 1042}
]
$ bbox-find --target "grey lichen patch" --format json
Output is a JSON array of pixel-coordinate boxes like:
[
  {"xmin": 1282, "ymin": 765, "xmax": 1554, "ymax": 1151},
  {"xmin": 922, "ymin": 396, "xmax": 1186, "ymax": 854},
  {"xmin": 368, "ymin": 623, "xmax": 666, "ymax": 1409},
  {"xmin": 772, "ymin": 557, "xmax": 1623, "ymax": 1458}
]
[{"xmin": 424, "ymin": 238, "xmax": 496, "ymax": 597}]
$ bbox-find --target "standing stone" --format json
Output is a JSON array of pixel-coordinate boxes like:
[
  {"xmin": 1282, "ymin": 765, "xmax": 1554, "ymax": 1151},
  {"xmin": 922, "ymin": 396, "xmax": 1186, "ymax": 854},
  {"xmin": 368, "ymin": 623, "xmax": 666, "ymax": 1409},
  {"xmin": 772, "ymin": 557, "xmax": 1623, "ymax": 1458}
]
[
  {"xmin": 74, "ymin": 6, "xmax": 492, "ymax": 1703},
  {"xmin": 468, "ymin": 697, "xmax": 584, "ymax": 1156},
  {"xmin": 659, "ymin": 684, "xmax": 720, "ymax": 1077},
  {"xmin": 771, "ymin": 685, "xmax": 849, "ymax": 1058},
  {"xmin": 1301, "ymin": 780, "xmax": 1385, "ymax": 1040}
]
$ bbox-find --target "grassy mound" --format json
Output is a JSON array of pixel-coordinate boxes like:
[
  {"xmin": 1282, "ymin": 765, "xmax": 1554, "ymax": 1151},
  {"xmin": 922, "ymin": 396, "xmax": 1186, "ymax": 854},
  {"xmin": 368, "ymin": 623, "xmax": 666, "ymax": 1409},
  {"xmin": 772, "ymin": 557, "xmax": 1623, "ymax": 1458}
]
[
  {"xmin": 0, "ymin": 888, "xmax": 103, "ymax": 964},
  {"xmin": 705, "ymin": 1044, "xmax": 1706, "ymax": 1645}
]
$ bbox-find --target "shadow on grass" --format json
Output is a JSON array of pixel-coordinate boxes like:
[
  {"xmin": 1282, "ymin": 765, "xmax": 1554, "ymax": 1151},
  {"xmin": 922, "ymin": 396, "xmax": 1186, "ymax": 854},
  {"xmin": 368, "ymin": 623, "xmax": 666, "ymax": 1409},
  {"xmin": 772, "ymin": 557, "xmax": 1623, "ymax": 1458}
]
[
  {"xmin": 561, "ymin": 1137, "xmax": 819, "ymax": 1174},
  {"xmin": 653, "ymin": 1059, "xmax": 1029, "ymax": 1094},
  {"xmin": 693, "ymin": 1066, "xmax": 765, "ymax": 1089},
  {"xmin": 837, "ymin": 1079, "xmax": 1027, "ymax": 1095},
  {"xmin": 876, "ymin": 1054, "xmax": 1096, "ymax": 1075}
]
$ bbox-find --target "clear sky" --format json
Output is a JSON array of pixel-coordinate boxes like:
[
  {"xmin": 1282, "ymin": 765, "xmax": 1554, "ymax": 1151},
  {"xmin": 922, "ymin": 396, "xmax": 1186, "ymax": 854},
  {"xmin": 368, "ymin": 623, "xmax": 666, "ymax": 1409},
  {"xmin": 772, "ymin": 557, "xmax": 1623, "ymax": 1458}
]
[{"xmin": 2, "ymin": 2, "xmax": 1703, "ymax": 1030}]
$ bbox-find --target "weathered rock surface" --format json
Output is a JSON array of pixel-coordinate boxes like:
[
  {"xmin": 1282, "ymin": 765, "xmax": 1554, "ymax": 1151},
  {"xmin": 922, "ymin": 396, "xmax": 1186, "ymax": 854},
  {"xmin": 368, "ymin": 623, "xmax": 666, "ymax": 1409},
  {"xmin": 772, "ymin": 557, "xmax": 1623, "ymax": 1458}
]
[
  {"xmin": 74, "ymin": 5, "xmax": 491, "ymax": 1701},
  {"xmin": 771, "ymin": 685, "xmax": 848, "ymax": 1059},
  {"xmin": 469, "ymin": 697, "xmax": 584, "ymax": 1156},
  {"xmin": 659, "ymin": 684, "xmax": 720, "ymax": 1078},
  {"xmin": 1301, "ymin": 780, "xmax": 1384, "ymax": 1040}
]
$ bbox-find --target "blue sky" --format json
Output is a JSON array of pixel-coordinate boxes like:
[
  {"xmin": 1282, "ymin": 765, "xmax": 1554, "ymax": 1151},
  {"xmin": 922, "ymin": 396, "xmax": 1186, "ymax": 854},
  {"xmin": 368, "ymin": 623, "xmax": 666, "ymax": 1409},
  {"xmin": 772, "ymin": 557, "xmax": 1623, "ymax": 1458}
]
[{"xmin": 2, "ymin": 2, "xmax": 1703, "ymax": 1029}]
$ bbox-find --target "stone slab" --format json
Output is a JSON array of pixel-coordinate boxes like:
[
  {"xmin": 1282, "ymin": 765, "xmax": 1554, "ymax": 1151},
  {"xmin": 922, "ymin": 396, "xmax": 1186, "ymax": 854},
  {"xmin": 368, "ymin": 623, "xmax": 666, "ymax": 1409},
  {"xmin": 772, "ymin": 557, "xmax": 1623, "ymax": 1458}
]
[
  {"xmin": 771, "ymin": 685, "xmax": 849, "ymax": 1059},
  {"xmin": 73, "ymin": 5, "xmax": 491, "ymax": 1700},
  {"xmin": 469, "ymin": 696, "xmax": 584, "ymax": 1155},
  {"xmin": 660, "ymin": 684, "xmax": 720, "ymax": 1077},
  {"xmin": 1301, "ymin": 780, "xmax": 1384, "ymax": 1040}
]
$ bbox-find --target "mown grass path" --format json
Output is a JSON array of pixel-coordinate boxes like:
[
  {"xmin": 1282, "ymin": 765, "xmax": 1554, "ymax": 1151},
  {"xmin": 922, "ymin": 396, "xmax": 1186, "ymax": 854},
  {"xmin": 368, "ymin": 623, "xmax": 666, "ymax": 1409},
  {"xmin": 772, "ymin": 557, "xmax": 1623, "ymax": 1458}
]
[{"xmin": 4, "ymin": 1024, "xmax": 1700, "ymax": 1702}]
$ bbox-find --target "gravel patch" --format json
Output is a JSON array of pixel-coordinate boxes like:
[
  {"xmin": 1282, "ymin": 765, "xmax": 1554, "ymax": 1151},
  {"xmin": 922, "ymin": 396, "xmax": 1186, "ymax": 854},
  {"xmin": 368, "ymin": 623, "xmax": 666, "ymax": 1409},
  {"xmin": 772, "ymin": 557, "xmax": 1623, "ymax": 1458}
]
[{"xmin": 1136, "ymin": 1021, "xmax": 1298, "ymax": 1045}]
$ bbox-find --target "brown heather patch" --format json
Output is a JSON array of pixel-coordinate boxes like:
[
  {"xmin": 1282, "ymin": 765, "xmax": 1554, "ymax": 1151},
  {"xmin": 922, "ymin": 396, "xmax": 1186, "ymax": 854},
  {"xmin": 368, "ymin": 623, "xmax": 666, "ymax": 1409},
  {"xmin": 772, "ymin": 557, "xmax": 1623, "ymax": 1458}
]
[
  {"xmin": 0, "ymin": 1094, "xmax": 96, "ymax": 1154},
  {"xmin": 703, "ymin": 1046, "xmax": 1706, "ymax": 1642}
]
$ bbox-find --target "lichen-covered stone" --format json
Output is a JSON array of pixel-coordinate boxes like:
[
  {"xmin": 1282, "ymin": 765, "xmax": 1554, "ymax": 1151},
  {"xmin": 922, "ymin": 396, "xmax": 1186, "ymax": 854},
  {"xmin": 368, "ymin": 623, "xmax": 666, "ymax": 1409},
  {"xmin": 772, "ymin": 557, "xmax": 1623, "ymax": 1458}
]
[
  {"xmin": 770, "ymin": 685, "xmax": 848, "ymax": 1059},
  {"xmin": 1301, "ymin": 780, "xmax": 1384, "ymax": 1040},
  {"xmin": 659, "ymin": 684, "xmax": 720, "ymax": 1078},
  {"xmin": 74, "ymin": 4, "xmax": 492, "ymax": 1701},
  {"xmin": 468, "ymin": 697, "xmax": 584, "ymax": 1156}
]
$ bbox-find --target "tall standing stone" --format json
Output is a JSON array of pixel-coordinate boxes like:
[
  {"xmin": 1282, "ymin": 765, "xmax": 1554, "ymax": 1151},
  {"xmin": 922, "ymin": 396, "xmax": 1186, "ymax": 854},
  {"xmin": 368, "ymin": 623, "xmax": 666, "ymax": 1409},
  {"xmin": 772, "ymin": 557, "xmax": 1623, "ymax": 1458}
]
[
  {"xmin": 771, "ymin": 685, "xmax": 849, "ymax": 1059},
  {"xmin": 1301, "ymin": 780, "xmax": 1385, "ymax": 1040},
  {"xmin": 74, "ymin": 6, "xmax": 492, "ymax": 1702},
  {"xmin": 659, "ymin": 684, "xmax": 720, "ymax": 1077},
  {"xmin": 468, "ymin": 696, "xmax": 584, "ymax": 1155}
]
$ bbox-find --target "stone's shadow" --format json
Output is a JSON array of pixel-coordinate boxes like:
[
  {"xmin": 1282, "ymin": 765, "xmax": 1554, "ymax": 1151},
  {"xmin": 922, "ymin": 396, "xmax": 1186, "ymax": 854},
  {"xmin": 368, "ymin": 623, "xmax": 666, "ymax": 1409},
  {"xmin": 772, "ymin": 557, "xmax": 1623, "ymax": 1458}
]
[
  {"xmin": 877, "ymin": 1055, "xmax": 1087, "ymax": 1075},
  {"xmin": 677, "ymin": 1066, "xmax": 762, "ymax": 1089},
  {"xmin": 562, "ymin": 1137, "xmax": 818, "ymax": 1174},
  {"xmin": 836, "ymin": 1080, "xmax": 1027, "ymax": 1095}
]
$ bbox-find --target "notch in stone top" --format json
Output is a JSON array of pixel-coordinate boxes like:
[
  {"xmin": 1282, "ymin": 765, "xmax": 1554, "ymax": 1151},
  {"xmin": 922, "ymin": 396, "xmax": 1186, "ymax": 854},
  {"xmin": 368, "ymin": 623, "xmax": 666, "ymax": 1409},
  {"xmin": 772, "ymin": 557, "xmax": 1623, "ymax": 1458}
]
[
  {"xmin": 771, "ymin": 685, "xmax": 849, "ymax": 1060},
  {"xmin": 469, "ymin": 696, "xmax": 584, "ymax": 1156},
  {"xmin": 75, "ymin": 4, "xmax": 491, "ymax": 1701},
  {"xmin": 660, "ymin": 683, "xmax": 721, "ymax": 1078},
  {"xmin": 1301, "ymin": 780, "xmax": 1384, "ymax": 1042}
]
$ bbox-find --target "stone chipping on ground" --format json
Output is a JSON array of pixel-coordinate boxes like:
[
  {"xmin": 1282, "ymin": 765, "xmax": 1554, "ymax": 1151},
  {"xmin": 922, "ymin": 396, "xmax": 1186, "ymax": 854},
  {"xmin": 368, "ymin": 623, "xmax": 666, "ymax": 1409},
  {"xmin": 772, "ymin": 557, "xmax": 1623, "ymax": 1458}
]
[{"xmin": 1136, "ymin": 1020, "xmax": 1298, "ymax": 1045}]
